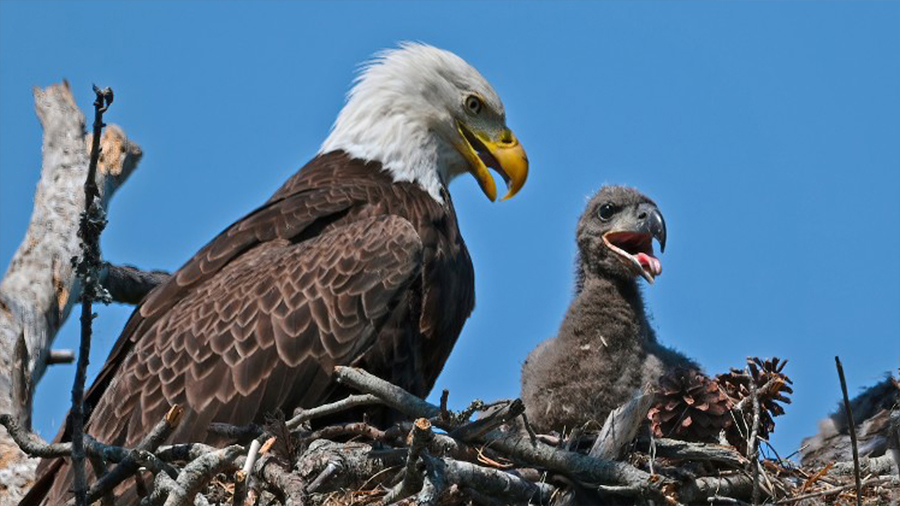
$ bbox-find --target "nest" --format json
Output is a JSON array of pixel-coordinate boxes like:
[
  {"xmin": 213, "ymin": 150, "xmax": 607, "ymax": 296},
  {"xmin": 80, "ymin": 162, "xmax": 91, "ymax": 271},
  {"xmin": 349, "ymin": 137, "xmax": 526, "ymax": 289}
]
[{"xmin": 4, "ymin": 360, "xmax": 897, "ymax": 506}]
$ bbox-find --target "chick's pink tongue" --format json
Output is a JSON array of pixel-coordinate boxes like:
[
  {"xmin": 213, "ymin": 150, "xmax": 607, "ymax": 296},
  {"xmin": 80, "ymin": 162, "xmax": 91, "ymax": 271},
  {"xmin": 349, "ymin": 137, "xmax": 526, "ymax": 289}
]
[{"xmin": 635, "ymin": 252, "xmax": 662, "ymax": 276}]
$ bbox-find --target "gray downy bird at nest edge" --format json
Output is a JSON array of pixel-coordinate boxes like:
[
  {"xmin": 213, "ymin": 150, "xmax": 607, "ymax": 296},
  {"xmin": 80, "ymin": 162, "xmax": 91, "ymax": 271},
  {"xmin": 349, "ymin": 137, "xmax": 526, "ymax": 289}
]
[{"xmin": 521, "ymin": 185, "xmax": 698, "ymax": 434}]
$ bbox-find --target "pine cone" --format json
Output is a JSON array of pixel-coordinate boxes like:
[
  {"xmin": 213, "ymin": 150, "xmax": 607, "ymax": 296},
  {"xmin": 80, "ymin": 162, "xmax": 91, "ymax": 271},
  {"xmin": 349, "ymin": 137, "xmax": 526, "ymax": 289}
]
[
  {"xmin": 649, "ymin": 368, "xmax": 733, "ymax": 443},
  {"xmin": 717, "ymin": 357, "xmax": 793, "ymax": 447}
]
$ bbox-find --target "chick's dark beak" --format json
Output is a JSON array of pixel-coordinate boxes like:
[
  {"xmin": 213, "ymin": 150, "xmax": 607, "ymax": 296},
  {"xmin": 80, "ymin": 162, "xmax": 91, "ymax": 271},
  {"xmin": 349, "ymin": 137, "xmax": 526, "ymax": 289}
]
[{"xmin": 637, "ymin": 203, "xmax": 667, "ymax": 253}]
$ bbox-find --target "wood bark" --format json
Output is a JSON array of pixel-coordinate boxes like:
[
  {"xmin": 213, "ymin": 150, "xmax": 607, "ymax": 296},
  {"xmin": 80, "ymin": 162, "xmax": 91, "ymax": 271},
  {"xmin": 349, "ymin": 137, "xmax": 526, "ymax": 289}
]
[{"xmin": 0, "ymin": 81, "xmax": 142, "ymax": 505}]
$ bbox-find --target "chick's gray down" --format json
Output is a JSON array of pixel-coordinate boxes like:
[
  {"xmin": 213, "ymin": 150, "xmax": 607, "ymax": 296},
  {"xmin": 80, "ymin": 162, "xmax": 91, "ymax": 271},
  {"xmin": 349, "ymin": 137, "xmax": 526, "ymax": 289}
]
[{"xmin": 521, "ymin": 186, "xmax": 696, "ymax": 434}]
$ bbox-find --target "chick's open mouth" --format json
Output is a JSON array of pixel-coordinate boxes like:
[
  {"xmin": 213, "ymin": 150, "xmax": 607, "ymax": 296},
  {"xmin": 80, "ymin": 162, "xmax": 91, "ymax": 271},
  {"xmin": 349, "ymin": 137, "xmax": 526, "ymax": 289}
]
[{"xmin": 602, "ymin": 231, "xmax": 663, "ymax": 283}]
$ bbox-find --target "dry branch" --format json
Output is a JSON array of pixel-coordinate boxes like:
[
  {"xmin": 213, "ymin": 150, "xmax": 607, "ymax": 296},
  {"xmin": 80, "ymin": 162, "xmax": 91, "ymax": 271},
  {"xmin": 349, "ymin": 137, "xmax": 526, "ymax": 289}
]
[
  {"xmin": 5, "ymin": 367, "xmax": 897, "ymax": 506},
  {"xmin": 835, "ymin": 356, "xmax": 863, "ymax": 506},
  {"xmin": 429, "ymin": 456, "xmax": 555, "ymax": 503},
  {"xmin": 100, "ymin": 263, "xmax": 171, "ymax": 304},
  {"xmin": 653, "ymin": 438, "xmax": 748, "ymax": 468},
  {"xmin": 71, "ymin": 83, "xmax": 115, "ymax": 506},
  {"xmin": 589, "ymin": 392, "xmax": 653, "ymax": 460},
  {"xmin": 334, "ymin": 366, "xmax": 663, "ymax": 499},
  {"xmin": 0, "ymin": 82, "xmax": 143, "ymax": 505},
  {"xmin": 382, "ymin": 418, "xmax": 434, "ymax": 503},
  {"xmin": 84, "ymin": 405, "xmax": 184, "ymax": 503}
]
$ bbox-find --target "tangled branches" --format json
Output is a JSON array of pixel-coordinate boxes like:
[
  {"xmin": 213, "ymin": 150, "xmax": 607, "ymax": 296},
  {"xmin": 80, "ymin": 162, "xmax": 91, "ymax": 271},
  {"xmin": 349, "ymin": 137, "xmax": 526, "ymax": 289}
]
[{"xmin": 8, "ymin": 366, "xmax": 895, "ymax": 506}]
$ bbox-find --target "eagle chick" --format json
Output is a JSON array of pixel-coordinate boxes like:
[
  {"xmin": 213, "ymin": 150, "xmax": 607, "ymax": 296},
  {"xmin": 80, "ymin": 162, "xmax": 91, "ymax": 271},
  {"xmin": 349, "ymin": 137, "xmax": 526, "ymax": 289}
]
[{"xmin": 521, "ymin": 185, "xmax": 696, "ymax": 434}]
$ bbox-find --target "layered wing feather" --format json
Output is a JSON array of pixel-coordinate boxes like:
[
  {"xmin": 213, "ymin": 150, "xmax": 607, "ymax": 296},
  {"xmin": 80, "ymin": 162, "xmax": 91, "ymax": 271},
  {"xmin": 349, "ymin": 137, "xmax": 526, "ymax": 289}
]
[
  {"xmin": 29, "ymin": 153, "xmax": 475, "ymax": 506},
  {"xmin": 99, "ymin": 212, "xmax": 422, "ymax": 448},
  {"xmin": 37, "ymin": 198, "xmax": 424, "ymax": 504}
]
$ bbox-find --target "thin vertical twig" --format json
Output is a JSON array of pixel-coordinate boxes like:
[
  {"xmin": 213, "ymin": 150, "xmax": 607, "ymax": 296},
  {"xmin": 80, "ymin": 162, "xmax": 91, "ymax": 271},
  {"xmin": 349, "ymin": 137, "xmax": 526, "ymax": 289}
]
[
  {"xmin": 70, "ymin": 85, "xmax": 114, "ymax": 506},
  {"xmin": 834, "ymin": 356, "xmax": 863, "ymax": 506},
  {"xmin": 233, "ymin": 438, "xmax": 262, "ymax": 506},
  {"xmin": 747, "ymin": 367, "xmax": 761, "ymax": 505}
]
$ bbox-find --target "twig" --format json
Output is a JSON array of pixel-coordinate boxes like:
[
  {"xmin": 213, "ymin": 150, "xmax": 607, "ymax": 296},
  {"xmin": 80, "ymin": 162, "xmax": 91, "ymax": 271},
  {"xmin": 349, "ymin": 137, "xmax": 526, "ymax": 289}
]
[
  {"xmin": 0, "ymin": 413, "xmax": 73, "ymax": 457},
  {"xmin": 773, "ymin": 475, "xmax": 898, "ymax": 504},
  {"xmin": 449, "ymin": 399, "xmax": 525, "ymax": 441},
  {"xmin": 829, "ymin": 454, "xmax": 896, "ymax": 476},
  {"xmin": 306, "ymin": 459, "xmax": 343, "ymax": 494},
  {"xmin": 520, "ymin": 411, "xmax": 538, "ymax": 445},
  {"xmin": 388, "ymin": 422, "xmax": 488, "ymax": 464},
  {"xmin": 304, "ymin": 421, "xmax": 387, "ymax": 442},
  {"xmin": 85, "ymin": 405, "xmax": 185, "ymax": 503},
  {"xmin": 589, "ymin": 393, "xmax": 652, "ymax": 460},
  {"xmin": 257, "ymin": 456, "xmax": 306, "ymax": 506},
  {"xmin": 835, "ymin": 356, "xmax": 862, "ymax": 506},
  {"xmin": 140, "ymin": 471, "xmax": 181, "ymax": 506},
  {"xmin": 685, "ymin": 473, "xmax": 755, "ymax": 504},
  {"xmin": 799, "ymin": 462, "xmax": 832, "ymax": 493},
  {"xmin": 334, "ymin": 367, "xmax": 441, "ymax": 420},
  {"xmin": 564, "ymin": 424, "xmax": 584, "ymax": 452},
  {"xmin": 747, "ymin": 367, "xmax": 761, "ymax": 505},
  {"xmin": 161, "ymin": 445, "xmax": 243, "ymax": 506},
  {"xmin": 100, "ymin": 263, "xmax": 170, "ymax": 304},
  {"xmin": 233, "ymin": 439, "xmax": 261, "ymax": 506},
  {"xmin": 0, "ymin": 412, "xmax": 176, "ymax": 480},
  {"xmin": 334, "ymin": 366, "xmax": 662, "ymax": 497},
  {"xmin": 410, "ymin": 456, "xmax": 446, "ymax": 506},
  {"xmin": 207, "ymin": 393, "xmax": 382, "ymax": 443},
  {"xmin": 0, "ymin": 82, "xmax": 142, "ymax": 504},
  {"xmin": 653, "ymin": 438, "xmax": 748, "ymax": 468},
  {"xmin": 287, "ymin": 393, "xmax": 383, "ymax": 432},
  {"xmin": 46, "ymin": 349, "xmax": 76, "ymax": 365},
  {"xmin": 382, "ymin": 418, "xmax": 434, "ymax": 503},
  {"xmin": 85, "ymin": 453, "xmax": 111, "ymax": 506},
  {"xmin": 889, "ymin": 409, "xmax": 900, "ymax": 477},
  {"xmin": 70, "ymin": 84, "xmax": 114, "ymax": 506},
  {"xmin": 707, "ymin": 496, "xmax": 750, "ymax": 505},
  {"xmin": 426, "ymin": 455, "xmax": 555, "ymax": 504},
  {"xmin": 155, "ymin": 442, "xmax": 220, "ymax": 463},
  {"xmin": 439, "ymin": 389, "xmax": 451, "ymax": 423},
  {"xmin": 733, "ymin": 378, "xmax": 780, "ymax": 413}
]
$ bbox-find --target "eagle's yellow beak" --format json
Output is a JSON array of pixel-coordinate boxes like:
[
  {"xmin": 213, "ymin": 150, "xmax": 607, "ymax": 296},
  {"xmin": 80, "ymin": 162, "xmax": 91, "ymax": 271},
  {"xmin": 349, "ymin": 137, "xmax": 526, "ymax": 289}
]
[{"xmin": 456, "ymin": 122, "xmax": 529, "ymax": 202}]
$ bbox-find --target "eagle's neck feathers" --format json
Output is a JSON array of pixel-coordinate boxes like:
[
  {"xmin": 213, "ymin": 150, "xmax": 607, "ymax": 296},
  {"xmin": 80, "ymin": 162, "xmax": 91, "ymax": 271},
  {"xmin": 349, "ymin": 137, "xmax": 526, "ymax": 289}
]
[{"xmin": 319, "ymin": 105, "xmax": 452, "ymax": 203}]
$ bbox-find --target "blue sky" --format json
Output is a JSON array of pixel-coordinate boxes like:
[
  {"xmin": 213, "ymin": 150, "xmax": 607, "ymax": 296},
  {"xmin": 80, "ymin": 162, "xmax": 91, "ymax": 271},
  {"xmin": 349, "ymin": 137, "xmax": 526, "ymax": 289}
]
[{"xmin": 1, "ymin": 1, "xmax": 897, "ymax": 456}]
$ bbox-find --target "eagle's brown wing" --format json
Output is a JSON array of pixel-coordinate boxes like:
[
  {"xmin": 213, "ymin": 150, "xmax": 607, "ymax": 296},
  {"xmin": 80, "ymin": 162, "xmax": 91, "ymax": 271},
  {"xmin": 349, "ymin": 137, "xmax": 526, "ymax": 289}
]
[
  {"xmin": 39, "ymin": 186, "xmax": 424, "ymax": 503},
  {"xmin": 100, "ymin": 213, "xmax": 422, "ymax": 445}
]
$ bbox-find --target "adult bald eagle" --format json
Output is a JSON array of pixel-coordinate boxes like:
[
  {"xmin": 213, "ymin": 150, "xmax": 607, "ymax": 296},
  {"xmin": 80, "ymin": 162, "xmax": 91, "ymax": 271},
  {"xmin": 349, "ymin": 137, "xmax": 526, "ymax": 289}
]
[{"xmin": 29, "ymin": 43, "xmax": 528, "ymax": 504}]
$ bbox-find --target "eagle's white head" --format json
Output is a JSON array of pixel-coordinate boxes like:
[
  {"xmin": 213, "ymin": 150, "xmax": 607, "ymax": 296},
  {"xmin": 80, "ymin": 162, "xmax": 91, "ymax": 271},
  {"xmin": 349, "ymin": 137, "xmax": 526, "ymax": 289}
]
[{"xmin": 320, "ymin": 43, "xmax": 528, "ymax": 203}]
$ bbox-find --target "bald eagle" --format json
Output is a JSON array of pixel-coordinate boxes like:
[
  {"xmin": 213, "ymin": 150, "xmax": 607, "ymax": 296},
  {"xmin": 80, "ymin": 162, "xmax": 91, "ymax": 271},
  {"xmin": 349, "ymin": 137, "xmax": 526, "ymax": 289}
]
[
  {"xmin": 29, "ymin": 43, "xmax": 528, "ymax": 504},
  {"xmin": 520, "ymin": 186, "xmax": 697, "ymax": 434}
]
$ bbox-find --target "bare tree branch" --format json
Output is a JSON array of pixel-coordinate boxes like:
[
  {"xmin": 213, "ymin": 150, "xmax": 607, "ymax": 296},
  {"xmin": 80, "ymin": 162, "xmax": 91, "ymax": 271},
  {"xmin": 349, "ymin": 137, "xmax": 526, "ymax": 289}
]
[
  {"xmin": 100, "ymin": 263, "xmax": 171, "ymax": 304},
  {"xmin": 589, "ymin": 392, "xmax": 653, "ymax": 461},
  {"xmin": 652, "ymin": 438, "xmax": 748, "ymax": 468},
  {"xmin": 382, "ymin": 418, "xmax": 434, "ymax": 504},
  {"xmin": 0, "ymin": 81, "xmax": 142, "ymax": 506},
  {"xmin": 70, "ymin": 83, "xmax": 115, "ymax": 506},
  {"xmin": 333, "ymin": 366, "xmax": 663, "ymax": 498},
  {"xmin": 835, "ymin": 356, "xmax": 863, "ymax": 506}
]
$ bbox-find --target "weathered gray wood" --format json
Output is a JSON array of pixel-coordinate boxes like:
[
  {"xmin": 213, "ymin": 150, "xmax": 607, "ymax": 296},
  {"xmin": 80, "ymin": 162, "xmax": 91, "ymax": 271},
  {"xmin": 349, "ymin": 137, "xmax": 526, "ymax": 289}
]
[
  {"xmin": 589, "ymin": 392, "xmax": 653, "ymax": 460},
  {"xmin": 0, "ymin": 81, "xmax": 142, "ymax": 506},
  {"xmin": 653, "ymin": 438, "xmax": 748, "ymax": 467}
]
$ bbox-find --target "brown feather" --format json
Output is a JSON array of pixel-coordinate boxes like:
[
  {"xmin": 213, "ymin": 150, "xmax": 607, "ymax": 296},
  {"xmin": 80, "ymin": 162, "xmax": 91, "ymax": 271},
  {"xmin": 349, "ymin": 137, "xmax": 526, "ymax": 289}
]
[{"xmin": 29, "ymin": 152, "xmax": 475, "ymax": 505}]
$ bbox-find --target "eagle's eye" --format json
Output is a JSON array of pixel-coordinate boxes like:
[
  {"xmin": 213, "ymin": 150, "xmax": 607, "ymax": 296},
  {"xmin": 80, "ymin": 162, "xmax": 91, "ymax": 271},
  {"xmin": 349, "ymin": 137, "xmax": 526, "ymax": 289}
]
[
  {"xmin": 465, "ymin": 95, "xmax": 483, "ymax": 115},
  {"xmin": 597, "ymin": 203, "xmax": 617, "ymax": 221}
]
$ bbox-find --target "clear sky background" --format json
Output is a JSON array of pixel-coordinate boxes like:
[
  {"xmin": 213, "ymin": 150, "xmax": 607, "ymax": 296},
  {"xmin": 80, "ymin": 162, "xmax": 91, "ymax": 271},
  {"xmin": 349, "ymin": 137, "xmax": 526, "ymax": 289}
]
[{"xmin": 1, "ymin": 1, "xmax": 897, "ymax": 456}]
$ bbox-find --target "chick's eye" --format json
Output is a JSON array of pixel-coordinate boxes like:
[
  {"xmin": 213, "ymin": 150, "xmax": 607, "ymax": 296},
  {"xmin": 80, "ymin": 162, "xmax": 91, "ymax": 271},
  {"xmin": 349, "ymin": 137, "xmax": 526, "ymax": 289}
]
[
  {"xmin": 465, "ymin": 95, "xmax": 483, "ymax": 114},
  {"xmin": 598, "ymin": 203, "xmax": 617, "ymax": 221}
]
